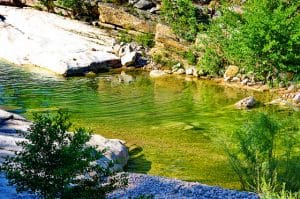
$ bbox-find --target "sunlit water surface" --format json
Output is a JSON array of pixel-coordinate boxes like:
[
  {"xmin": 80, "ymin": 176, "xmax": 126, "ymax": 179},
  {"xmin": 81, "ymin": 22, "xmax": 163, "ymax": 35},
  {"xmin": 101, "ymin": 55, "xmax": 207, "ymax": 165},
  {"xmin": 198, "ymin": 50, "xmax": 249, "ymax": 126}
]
[{"xmin": 0, "ymin": 62, "xmax": 298, "ymax": 189}]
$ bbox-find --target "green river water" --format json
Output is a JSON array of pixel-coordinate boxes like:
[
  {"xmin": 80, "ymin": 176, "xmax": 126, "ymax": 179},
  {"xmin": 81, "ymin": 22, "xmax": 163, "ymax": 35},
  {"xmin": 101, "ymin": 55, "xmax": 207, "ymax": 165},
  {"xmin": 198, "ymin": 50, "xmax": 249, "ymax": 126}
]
[{"xmin": 0, "ymin": 61, "xmax": 299, "ymax": 189}]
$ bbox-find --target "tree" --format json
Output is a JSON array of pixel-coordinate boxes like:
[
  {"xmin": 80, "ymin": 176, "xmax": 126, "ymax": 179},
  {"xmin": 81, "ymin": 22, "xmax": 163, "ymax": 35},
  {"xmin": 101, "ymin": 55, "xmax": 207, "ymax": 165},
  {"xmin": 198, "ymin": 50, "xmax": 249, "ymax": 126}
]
[
  {"xmin": 161, "ymin": 0, "xmax": 199, "ymax": 41},
  {"xmin": 1, "ymin": 111, "xmax": 126, "ymax": 199}
]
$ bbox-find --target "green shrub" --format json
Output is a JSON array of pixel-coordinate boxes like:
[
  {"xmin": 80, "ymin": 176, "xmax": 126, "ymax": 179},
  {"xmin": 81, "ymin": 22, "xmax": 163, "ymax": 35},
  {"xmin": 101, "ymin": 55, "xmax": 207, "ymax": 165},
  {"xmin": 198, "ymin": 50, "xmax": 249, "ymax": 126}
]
[
  {"xmin": 183, "ymin": 50, "xmax": 197, "ymax": 65},
  {"xmin": 118, "ymin": 30, "xmax": 133, "ymax": 43},
  {"xmin": 1, "ymin": 111, "xmax": 126, "ymax": 198},
  {"xmin": 225, "ymin": 112, "xmax": 300, "ymax": 194},
  {"xmin": 201, "ymin": 0, "xmax": 300, "ymax": 81},
  {"xmin": 136, "ymin": 33, "xmax": 155, "ymax": 48},
  {"xmin": 161, "ymin": 0, "xmax": 199, "ymax": 41},
  {"xmin": 57, "ymin": 0, "xmax": 83, "ymax": 16},
  {"xmin": 39, "ymin": 0, "xmax": 55, "ymax": 12}
]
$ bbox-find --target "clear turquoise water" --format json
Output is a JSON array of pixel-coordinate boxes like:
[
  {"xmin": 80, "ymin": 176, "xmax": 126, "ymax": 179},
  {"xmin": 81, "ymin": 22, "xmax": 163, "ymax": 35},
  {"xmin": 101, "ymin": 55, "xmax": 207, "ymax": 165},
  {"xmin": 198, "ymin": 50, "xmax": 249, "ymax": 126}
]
[{"xmin": 0, "ymin": 61, "xmax": 298, "ymax": 189}]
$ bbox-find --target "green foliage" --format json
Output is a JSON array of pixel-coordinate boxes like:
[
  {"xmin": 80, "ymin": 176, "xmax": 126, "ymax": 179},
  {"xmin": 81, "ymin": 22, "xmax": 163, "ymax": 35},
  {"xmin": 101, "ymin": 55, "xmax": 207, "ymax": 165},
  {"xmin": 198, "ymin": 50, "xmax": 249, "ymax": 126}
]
[
  {"xmin": 183, "ymin": 50, "xmax": 197, "ymax": 65},
  {"xmin": 1, "ymin": 111, "xmax": 126, "ymax": 199},
  {"xmin": 201, "ymin": 0, "xmax": 300, "ymax": 80},
  {"xmin": 119, "ymin": 31, "xmax": 154, "ymax": 48},
  {"xmin": 260, "ymin": 178, "xmax": 300, "ymax": 199},
  {"xmin": 57, "ymin": 0, "xmax": 83, "ymax": 16},
  {"xmin": 39, "ymin": 0, "xmax": 55, "ymax": 12},
  {"xmin": 161, "ymin": 0, "xmax": 199, "ymax": 41},
  {"xmin": 152, "ymin": 53, "xmax": 178, "ymax": 68},
  {"xmin": 119, "ymin": 30, "xmax": 133, "ymax": 44},
  {"xmin": 136, "ymin": 33, "xmax": 155, "ymax": 48},
  {"xmin": 226, "ymin": 112, "xmax": 300, "ymax": 194},
  {"xmin": 198, "ymin": 48, "xmax": 223, "ymax": 76}
]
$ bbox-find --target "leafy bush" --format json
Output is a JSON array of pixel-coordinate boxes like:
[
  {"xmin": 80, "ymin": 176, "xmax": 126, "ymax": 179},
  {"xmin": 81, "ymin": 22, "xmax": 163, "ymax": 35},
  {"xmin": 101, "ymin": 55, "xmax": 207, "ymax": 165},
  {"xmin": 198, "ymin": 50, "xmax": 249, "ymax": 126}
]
[
  {"xmin": 57, "ymin": 0, "xmax": 83, "ymax": 16},
  {"xmin": 39, "ymin": 0, "xmax": 55, "ymax": 12},
  {"xmin": 136, "ymin": 33, "xmax": 155, "ymax": 48},
  {"xmin": 1, "ymin": 111, "xmax": 126, "ymax": 199},
  {"xmin": 201, "ymin": 0, "xmax": 300, "ymax": 81},
  {"xmin": 161, "ymin": 0, "xmax": 199, "ymax": 41},
  {"xmin": 183, "ymin": 50, "xmax": 197, "ymax": 65},
  {"xmin": 226, "ymin": 112, "xmax": 300, "ymax": 194}
]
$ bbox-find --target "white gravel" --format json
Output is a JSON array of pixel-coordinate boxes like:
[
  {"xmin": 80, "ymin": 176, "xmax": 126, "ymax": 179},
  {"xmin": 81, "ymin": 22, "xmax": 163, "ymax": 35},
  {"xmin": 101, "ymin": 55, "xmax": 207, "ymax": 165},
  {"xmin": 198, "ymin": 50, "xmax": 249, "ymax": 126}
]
[
  {"xmin": 108, "ymin": 173, "xmax": 259, "ymax": 199},
  {"xmin": 0, "ymin": 172, "xmax": 259, "ymax": 199}
]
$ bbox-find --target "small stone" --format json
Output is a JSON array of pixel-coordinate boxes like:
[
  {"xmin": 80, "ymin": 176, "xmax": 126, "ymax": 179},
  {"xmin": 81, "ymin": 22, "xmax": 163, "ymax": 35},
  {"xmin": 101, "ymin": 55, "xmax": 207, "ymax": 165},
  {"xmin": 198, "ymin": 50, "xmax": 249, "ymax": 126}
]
[
  {"xmin": 241, "ymin": 78, "xmax": 249, "ymax": 85},
  {"xmin": 224, "ymin": 77, "xmax": 231, "ymax": 82},
  {"xmin": 235, "ymin": 96, "xmax": 256, "ymax": 109},
  {"xmin": 121, "ymin": 51, "xmax": 137, "ymax": 66},
  {"xmin": 174, "ymin": 68, "xmax": 185, "ymax": 75},
  {"xmin": 172, "ymin": 63, "xmax": 182, "ymax": 70},
  {"xmin": 134, "ymin": 0, "xmax": 155, "ymax": 10},
  {"xmin": 293, "ymin": 93, "xmax": 300, "ymax": 103},
  {"xmin": 287, "ymin": 85, "xmax": 296, "ymax": 92},
  {"xmin": 185, "ymin": 67, "xmax": 194, "ymax": 75},
  {"xmin": 149, "ymin": 6, "xmax": 160, "ymax": 13},
  {"xmin": 231, "ymin": 77, "xmax": 240, "ymax": 82},
  {"xmin": 164, "ymin": 69, "xmax": 172, "ymax": 74}
]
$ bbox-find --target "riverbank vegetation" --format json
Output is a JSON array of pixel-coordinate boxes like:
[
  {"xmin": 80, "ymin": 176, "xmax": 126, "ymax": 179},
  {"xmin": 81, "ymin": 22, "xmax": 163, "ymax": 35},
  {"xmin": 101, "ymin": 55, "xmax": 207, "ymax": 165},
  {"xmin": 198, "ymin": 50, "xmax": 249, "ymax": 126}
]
[
  {"xmin": 225, "ymin": 112, "xmax": 300, "ymax": 198},
  {"xmin": 161, "ymin": 0, "xmax": 300, "ymax": 85}
]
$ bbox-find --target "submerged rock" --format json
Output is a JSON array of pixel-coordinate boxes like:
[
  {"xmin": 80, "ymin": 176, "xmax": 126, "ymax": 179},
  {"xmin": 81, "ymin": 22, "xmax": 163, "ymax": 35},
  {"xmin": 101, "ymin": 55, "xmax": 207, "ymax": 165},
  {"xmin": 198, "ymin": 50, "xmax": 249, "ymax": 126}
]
[
  {"xmin": 150, "ymin": 70, "xmax": 166, "ymax": 78},
  {"xmin": 0, "ymin": 6, "xmax": 121, "ymax": 76},
  {"xmin": 118, "ymin": 71, "xmax": 134, "ymax": 83},
  {"xmin": 235, "ymin": 96, "xmax": 256, "ymax": 109}
]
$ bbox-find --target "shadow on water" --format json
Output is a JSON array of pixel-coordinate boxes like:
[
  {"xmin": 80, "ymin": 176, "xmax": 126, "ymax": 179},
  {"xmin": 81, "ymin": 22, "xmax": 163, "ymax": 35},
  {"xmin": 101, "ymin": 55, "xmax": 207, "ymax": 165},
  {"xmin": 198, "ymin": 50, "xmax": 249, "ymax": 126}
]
[{"xmin": 125, "ymin": 145, "xmax": 152, "ymax": 173}]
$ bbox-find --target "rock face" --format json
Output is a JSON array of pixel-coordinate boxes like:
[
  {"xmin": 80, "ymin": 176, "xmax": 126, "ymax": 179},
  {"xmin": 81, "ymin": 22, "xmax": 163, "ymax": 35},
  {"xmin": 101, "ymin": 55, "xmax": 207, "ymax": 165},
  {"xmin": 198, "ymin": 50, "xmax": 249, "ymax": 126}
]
[
  {"xmin": 0, "ymin": 6, "xmax": 121, "ymax": 76},
  {"xmin": 98, "ymin": 4, "xmax": 156, "ymax": 33},
  {"xmin": 154, "ymin": 23, "xmax": 188, "ymax": 51},
  {"xmin": 235, "ymin": 96, "xmax": 256, "ymax": 109},
  {"xmin": 0, "ymin": 109, "xmax": 128, "ymax": 172}
]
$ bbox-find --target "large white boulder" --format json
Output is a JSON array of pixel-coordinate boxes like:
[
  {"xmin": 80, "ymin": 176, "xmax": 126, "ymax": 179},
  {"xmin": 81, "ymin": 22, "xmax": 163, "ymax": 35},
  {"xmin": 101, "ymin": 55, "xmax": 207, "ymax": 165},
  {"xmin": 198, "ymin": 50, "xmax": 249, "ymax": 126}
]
[
  {"xmin": 0, "ymin": 6, "xmax": 121, "ymax": 76},
  {"xmin": 88, "ymin": 134, "xmax": 129, "ymax": 172},
  {"xmin": 0, "ymin": 109, "xmax": 129, "ymax": 172}
]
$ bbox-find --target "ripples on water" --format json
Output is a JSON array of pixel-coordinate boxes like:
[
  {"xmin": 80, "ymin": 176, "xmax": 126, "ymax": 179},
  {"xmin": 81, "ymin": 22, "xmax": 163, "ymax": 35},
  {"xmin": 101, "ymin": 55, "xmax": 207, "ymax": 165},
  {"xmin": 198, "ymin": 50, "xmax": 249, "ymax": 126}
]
[{"xmin": 0, "ymin": 61, "xmax": 299, "ymax": 189}]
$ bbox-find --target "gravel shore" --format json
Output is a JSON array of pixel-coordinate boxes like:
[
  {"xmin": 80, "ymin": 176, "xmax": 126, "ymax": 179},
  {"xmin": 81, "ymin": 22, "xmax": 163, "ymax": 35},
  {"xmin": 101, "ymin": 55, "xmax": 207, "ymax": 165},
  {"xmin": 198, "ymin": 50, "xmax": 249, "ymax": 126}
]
[
  {"xmin": 1, "ymin": 172, "xmax": 259, "ymax": 199},
  {"xmin": 108, "ymin": 173, "xmax": 260, "ymax": 199}
]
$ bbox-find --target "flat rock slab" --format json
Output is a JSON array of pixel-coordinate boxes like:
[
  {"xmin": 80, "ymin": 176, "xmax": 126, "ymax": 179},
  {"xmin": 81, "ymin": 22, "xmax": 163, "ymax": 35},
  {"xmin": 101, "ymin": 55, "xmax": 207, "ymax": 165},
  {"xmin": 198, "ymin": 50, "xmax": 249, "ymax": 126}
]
[{"xmin": 0, "ymin": 6, "xmax": 121, "ymax": 76}]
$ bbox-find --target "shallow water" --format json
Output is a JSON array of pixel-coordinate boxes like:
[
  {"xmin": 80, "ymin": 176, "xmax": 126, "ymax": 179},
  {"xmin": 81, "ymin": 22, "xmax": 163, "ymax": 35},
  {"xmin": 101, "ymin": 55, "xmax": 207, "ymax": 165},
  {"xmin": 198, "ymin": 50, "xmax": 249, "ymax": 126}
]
[{"xmin": 0, "ymin": 62, "xmax": 298, "ymax": 189}]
